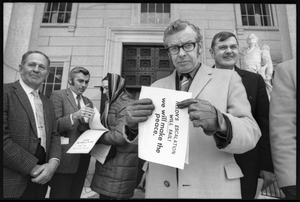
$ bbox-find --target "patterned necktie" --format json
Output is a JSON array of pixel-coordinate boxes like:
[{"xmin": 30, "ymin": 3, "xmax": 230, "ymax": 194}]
[
  {"xmin": 180, "ymin": 74, "xmax": 191, "ymax": 91},
  {"xmin": 32, "ymin": 90, "xmax": 46, "ymax": 150}
]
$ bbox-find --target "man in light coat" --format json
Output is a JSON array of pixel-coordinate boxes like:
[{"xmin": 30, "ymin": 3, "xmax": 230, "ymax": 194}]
[
  {"xmin": 269, "ymin": 59, "xmax": 296, "ymax": 199},
  {"xmin": 123, "ymin": 19, "xmax": 261, "ymax": 198}
]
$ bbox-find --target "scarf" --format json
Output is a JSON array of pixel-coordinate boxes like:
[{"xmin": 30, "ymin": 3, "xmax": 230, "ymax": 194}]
[{"xmin": 101, "ymin": 73, "xmax": 126, "ymax": 129}]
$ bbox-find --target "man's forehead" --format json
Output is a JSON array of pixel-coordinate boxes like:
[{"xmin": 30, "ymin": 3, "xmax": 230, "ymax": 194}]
[
  {"xmin": 166, "ymin": 26, "xmax": 197, "ymax": 45},
  {"xmin": 216, "ymin": 36, "xmax": 238, "ymax": 45}
]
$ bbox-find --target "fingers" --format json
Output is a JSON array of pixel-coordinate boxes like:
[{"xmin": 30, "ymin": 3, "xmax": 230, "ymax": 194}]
[
  {"xmin": 131, "ymin": 98, "xmax": 153, "ymax": 106},
  {"xmin": 130, "ymin": 110, "xmax": 154, "ymax": 117},
  {"xmin": 177, "ymin": 98, "xmax": 198, "ymax": 109},
  {"xmin": 80, "ymin": 107, "xmax": 95, "ymax": 118}
]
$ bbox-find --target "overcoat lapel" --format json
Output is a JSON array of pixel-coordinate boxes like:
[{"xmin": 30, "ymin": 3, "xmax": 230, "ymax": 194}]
[
  {"xmin": 188, "ymin": 64, "xmax": 212, "ymax": 98},
  {"xmin": 235, "ymin": 66, "xmax": 245, "ymax": 78},
  {"xmin": 13, "ymin": 81, "xmax": 38, "ymax": 137}
]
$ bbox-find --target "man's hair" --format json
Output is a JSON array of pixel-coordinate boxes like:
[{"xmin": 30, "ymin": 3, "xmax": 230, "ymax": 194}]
[
  {"xmin": 68, "ymin": 66, "xmax": 90, "ymax": 85},
  {"xmin": 163, "ymin": 19, "xmax": 202, "ymax": 47},
  {"xmin": 21, "ymin": 50, "xmax": 51, "ymax": 67},
  {"xmin": 211, "ymin": 31, "xmax": 239, "ymax": 49}
]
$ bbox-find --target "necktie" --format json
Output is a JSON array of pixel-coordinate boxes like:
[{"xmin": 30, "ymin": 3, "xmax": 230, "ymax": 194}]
[
  {"xmin": 180, "ymin": 74, "xmax": 191, "ymax": 91},
  {"xmin": 32, "ymin": 90, "xmax": 46, "ymax": 150},
  {"xmin": 76, "ymin": 95, "xmax": 85, "ymax": 123},
  {"xmin": 76, "ymin": 95, "xmax": 81, "ymax": 110}
]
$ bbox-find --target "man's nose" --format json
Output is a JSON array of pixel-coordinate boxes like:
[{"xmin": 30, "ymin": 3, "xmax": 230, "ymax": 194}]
[
  {"xmin": 225, "ymin": 47, "xmax": 233, "ymax": 53},
  {"xmin": 178, "ymin": 47, "xmax": 186, "ymax": 56},
  {"xmin": 33, "ymin": 65, "xmax": 40, "ymax": 71}
]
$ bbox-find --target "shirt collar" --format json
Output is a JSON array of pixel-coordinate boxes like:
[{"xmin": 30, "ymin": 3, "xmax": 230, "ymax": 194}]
[
  {"xmin": 177, "ymin": 63, "xmax": 201, "ymax": 79},
  {"xmin": 19, "ymin": 78, "xmax": 37, "ymax": 96},
  {"xmin": 70, "ymin": 89, "xmax": 80, "ymax": 100}
]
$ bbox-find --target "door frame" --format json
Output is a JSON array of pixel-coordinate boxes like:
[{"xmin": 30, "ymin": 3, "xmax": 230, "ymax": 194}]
[{"xmin": 103, "ymin": 26, "xmax": 206, "ymax": 78}]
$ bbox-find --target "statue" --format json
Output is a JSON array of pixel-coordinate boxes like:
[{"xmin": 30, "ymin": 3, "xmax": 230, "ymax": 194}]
[{"xmin": 240, "ymin": 33, "xmax": 273, "ymax": 99}]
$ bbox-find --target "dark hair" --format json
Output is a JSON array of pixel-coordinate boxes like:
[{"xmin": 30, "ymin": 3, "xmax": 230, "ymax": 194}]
[
  {"xmin": 21, "ymin": 50, "xmax": 51, "ymax": 67},
  {"xmin": 211, "ymin": 31, "xmax": 239, "ymax": 49},
  {"xmin": 163, "ymin": 19, "xmax": 202, "ymax": 47}
]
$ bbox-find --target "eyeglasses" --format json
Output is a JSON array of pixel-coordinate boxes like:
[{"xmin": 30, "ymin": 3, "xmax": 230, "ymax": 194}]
[{"xmin": 167, "ymin": 42, "xmax": 197, "ymax": 55}]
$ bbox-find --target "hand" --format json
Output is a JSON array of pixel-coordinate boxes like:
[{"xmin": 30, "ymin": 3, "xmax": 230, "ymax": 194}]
[
  {"xmin": 30, "ymin": 160, "xmax": 59, "ymax": 185},
  {"xmin": 177, "ymin": 98, "xmax": 219, "ymax": 132},
  {"xmin": 259, "ymin": 170, "xmax": 276, "ymax": 190},
  {"xmin": 72, "ymin": 105, "xmax": 95, "ymax": 120},
  {"xmin": 125, "ymin": 98, "xmax": 155, "ymax": 130}
]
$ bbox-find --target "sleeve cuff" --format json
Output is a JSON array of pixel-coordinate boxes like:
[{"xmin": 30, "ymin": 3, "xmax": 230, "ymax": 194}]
[
  {"xmin": 123, "ymin": 125, "xmax": 138, "ymax": 144},
  {"xmin": 48, "ymin": 158, "xmax": 60, "ymax": 166},
  {"xmin": 213, "ymin": 114, "xmax": 232, "ymax": 149},
  {"xmin": 70, "ymin": 114, "xmax": 74, "ymax": 125}
]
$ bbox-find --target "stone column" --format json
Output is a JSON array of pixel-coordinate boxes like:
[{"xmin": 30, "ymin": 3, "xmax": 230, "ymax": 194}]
[
  {"xmin": 277, "ymin": 4, "xmax": 295, "ymax": 62},
  {"xmin": 4, "ymin": 3, "xmax": 36, "ymax": 83}
]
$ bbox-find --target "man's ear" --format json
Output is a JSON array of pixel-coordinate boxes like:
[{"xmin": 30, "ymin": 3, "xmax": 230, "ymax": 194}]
[
  {"xmin": 19, "ymin": 64, "xmax": 23, "ymax": 73},
  {"xmin": 68, "ymin": 76, "xmax": 73, "ymax": 85},
  {"xmin": 167, "ymin": 51, "xmax": 171, "ymax": 58},
  {"xmin": 209, "ymin": 48, "xmax": 214, "ymax": 58}
]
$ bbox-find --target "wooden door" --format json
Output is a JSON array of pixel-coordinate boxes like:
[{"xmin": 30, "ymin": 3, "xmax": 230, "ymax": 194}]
[{"xmin": 122, "ymin": 45, "xmax": 174, "ymax": 99}]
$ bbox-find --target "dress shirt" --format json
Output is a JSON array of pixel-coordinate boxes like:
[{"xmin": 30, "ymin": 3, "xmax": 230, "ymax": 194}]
[
  {"xmin": 19, "ymin": 79, "xmax": 60, "ymax": 164},
  {"xmin": 70, "ymin": 90, "xmax": 87, "ymax": 125}
]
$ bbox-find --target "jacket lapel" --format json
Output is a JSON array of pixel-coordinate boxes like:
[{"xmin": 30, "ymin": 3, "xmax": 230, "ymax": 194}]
[
  {"xmin": 13, "ymin": 81, "xmax": 38, "ymax": 137},
  {"xmin": 188, "ymin": 64, "xmax": 212, "ymax": 98},
  {"xmin": 235, "ymin": 66, "xmax": 245, "ymax": 78},
  {"xmin": 66, "ymin": 88, "xmax": 78, "ymax": 111}
]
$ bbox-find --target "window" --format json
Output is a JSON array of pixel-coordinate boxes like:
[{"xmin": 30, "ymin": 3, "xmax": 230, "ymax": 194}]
[
  {"xmin": 42, "ymin": 3, "xmax": 72, "ymax": 23},
  {"xmin": 240, "ymin": 4, "xmax": 275, "ymax": 26},
  {"xmin": 141, "ymin": 3, "xmax": 170, "ymax": 24},
  {"xmin": 41, "ymin": 63, "xmax": 63, "ymax": 98}
]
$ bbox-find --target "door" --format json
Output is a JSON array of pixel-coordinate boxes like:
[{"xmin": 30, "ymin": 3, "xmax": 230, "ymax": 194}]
[{"xmin": 122, "ymin": 45, "xmax": 174, "ymax": 99}]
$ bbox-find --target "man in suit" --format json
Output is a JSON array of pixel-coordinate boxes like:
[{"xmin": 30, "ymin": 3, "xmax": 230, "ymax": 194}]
[
  {"xmin": 49, "ymin": 66, "xmax": 95, "ymax": 199},
  {"xmin": 209, "ymin": 31, "xmax": 275, "ymax": 199},
  {"xmin": 123, "ymin": 19, "xmax": 261, "ymax": 198},
  {"xmin": 269, "ymin": 59, "xmax": 296, "ymax": 199},
  {"xmin": 3, "ymin": 50, "xmax": 61, "ymax": 199}
]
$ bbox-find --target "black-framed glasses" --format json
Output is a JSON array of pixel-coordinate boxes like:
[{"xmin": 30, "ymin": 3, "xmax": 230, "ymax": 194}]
[{"xmin": 167, "ymin": 42, "xmax": 197, "ymax": 55}]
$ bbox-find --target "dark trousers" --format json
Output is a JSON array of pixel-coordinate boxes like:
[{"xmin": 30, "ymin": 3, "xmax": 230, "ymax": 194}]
[
  {"xmin": 20, "ymin": 142, "xmax": 48, "ymax": 199},
  {"xmin": 49, "ymin": 154, "xmax": 90, "ymax": 199},
  {"xmin": 99, "ymin": 194, "xmax": 117, "ymax": 200}
]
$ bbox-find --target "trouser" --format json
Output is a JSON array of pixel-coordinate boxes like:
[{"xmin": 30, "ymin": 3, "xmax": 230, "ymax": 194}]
[
  {"xmin": 49, "ymin": 154, "xmax": 90, "ymax": 199},
  {"xmin": 20, "ymin": 142, "xmax": 48, "ymax": 199}
]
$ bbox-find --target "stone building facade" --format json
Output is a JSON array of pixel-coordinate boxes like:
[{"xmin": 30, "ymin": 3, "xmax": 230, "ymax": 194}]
[{"xmin": 3, "ymin": 3, "xmax": 296, "ymax": 109}]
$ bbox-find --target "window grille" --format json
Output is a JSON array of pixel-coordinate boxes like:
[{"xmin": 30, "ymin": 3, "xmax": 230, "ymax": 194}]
[
  {"xmin": 41, "ymin": 64, "xmax": 63, "ymax": 98},
  {"xmin": 240, "ymin": 4, "xmax": 275, "ymax": 26},
  {"xmin": 42, "ymin": 3, "xmax": 72, "ymax": 23},
  {"xmin": 141, "ymin": 3, "xmax": 170, "ymax": 24}
]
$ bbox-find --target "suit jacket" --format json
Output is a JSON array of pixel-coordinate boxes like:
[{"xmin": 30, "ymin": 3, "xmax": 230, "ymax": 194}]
[
  {"xmin": 3, "ymin": 81, "xmax": 61, "ymax": 198},
  {"xmin": 50, "ymin": 88, "xmax": 93, "ymax": 173},
  {"xmin": 234, "ymin": 67, "xmax": 274, "ymax": 199},
  {"xmin": 269, "ymin": 59, "xmax": 296, "ymax": 188},
  {"xmin": 144, "ymin": 64, "xmax": 261, "ymax": 198}
]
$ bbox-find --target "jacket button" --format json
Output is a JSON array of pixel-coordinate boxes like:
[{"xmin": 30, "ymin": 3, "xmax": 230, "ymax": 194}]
[{"xmin": 164, "ymin": 181, "xmax": 170, "ymax": 187}]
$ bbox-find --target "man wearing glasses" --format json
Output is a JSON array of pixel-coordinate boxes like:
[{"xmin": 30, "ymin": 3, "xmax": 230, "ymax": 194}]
[{"xmin": 124, "ymin": 19, "xmax": 261, "ymax": 198}]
